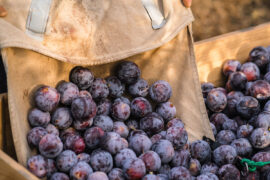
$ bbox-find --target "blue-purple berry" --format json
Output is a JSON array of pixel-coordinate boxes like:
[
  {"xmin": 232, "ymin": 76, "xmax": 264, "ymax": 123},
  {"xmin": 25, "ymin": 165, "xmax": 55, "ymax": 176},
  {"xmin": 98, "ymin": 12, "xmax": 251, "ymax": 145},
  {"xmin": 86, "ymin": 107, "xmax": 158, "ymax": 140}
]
[
  {"xmin": 117, "ymin": 61, "xmax": 141, "ymax": 85},
  {"xmin": 128, "ymin": 78, "xmax": 149, "ymax": 97},
  {"xmin": 34, "ymin": 86, "xmax": 60, "ymax": 112},
  {"xmin": 149, "ymin": 80, "xmax": 172, "ymax": 103},
  {"xmin": 39, "ymin": 134, "xmax": 63, "ymax": 158},
  {"xmin": 131, "ymin": 97, "xmax": 152, "ymax": 118},
  {"xmin": 28, "ymin": 108, "xmax": 50, "ymax": 127},
  {"xmin": 52, "ymin": 107, "xmax": 73, "ymax": 130},
  {"xmin": 56, "ymin": 150, "xmax": 78, "ymax": 172},
  {"xmin": 140, "ymin": 112, "xmax": 164, "ymax": 135},
  {"xmin": 106, "ymin": 76, "xmax": 125, "ymax": 98},
  {"xmin": 70, "ymin": 66, "xmax": 94, "ymax": 90},
  {"xmin": 90, "ymin": 150, "xmax": 113, "ymax": 173},
  {"xmin": 111, "ymin": 101, "xmax": 130, "ymax": 121},
  {"xmin": 57, "ymin": 81, "xmax": 79, "ymax": 105},
  {"xmin": 27, "ymin": 127, "xmax": 48, "ymax": 148},
  {"xmin": 69, "ymin": 161, "xmax": 93, "ymax": 180},
  {"xmin": 93, "ymin": 115, "xmax": 113, "ymax": 132},
  {"xmin": 151, "ymin": 140, "xmax": 175, "ymax": 164},
  {"xmin": 155, "ymin": 102, "xmax": 176, "ymax": 121},
  {"xmin": 27, "ymin": 155, "xmax": 47, "ymax": 178}
]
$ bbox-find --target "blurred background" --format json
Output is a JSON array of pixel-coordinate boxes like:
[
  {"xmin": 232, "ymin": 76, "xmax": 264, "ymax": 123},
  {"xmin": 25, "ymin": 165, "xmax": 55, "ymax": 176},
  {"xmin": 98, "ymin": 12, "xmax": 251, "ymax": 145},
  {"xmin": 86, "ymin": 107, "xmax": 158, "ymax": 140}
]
[
  {"xmin": 192, "ymin": 0, "xmax": 270, "ymax": 41},
  {"xmin": 1, "ymin": 0, "xmax": 270, "ymax": 93}
]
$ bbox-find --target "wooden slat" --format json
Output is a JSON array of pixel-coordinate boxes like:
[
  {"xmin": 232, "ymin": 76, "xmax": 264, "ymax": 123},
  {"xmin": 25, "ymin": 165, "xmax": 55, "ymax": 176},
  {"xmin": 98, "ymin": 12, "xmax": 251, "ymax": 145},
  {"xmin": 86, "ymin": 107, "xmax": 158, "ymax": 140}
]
[
  {"xmin": 0, "ymin": 150, "xmax": 39, "ymax": 180},
  {"xmin": 194, "ymin": 22, "xmax": 270, "ymax": 86},
  {"xmin": 0, "ymin": 93, "xmax": 16, "ymax": 159}
]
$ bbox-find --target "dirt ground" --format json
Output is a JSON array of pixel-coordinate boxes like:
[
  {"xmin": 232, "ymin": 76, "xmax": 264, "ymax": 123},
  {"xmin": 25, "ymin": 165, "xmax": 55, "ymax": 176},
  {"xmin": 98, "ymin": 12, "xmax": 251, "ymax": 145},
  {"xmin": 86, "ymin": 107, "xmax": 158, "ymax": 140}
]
[{"xmin": 192, "ymin": 0, "xmax": 270, "ymax": 41}]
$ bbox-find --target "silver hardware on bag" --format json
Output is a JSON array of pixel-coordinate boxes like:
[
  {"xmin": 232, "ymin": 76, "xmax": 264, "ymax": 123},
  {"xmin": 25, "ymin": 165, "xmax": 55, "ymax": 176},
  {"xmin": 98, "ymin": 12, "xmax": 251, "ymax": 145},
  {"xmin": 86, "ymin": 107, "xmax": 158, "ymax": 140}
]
[
  {"xmin": 26, "ymin": 0, "xmax": 53, "ymax": 41},
  {"xmin": 141, "ymin": 0, "xmax": 166, "ymax": 30}
]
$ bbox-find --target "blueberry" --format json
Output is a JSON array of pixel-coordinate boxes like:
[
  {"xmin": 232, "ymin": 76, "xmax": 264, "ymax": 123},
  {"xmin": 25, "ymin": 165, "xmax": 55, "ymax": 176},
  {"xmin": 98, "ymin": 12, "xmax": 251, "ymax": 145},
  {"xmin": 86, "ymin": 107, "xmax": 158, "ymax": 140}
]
[
  {"xmin": 93, "ymin": 115, "xmax": 113, "ymax": 132},
  {"xmin": 249, "ymin": 46, "xmax": 270, "ymax": 68},
  {"xmin": 87, "ymin": 172, "xmax": 109, "ymax": 180},
  {"xmin": 27, "ymin": 127, "xmax": 47, "ymax": 148},
  {"xmin": 114, "ymin": 148, "xmax": 137, "ymax": 168},
  {"xmin": 77, "ymin": 153, "xmax": 91, "ymax": 163},
  {"xmin": 213, "ymin": 145, "xmax": 237, "ymax": 166},
  {"xmin": 113, "ymin": 121, "xmax": 129, "ymax": 138},
  {"xmin": 131, "ymin": 97, "xmax": 152, "ymax": 118},
  {"xmin": 56, "ymin": 150, "xmax": 78, "ymax": 172},
  {"xmin": 46, "ymin": 124, "xmax": 59, "ymax": 136},
  {"xmin": 166, "ymin": 126, "xmax": 188, "ymax": 149},
  {"xmin": 240, "ymin": 62, "xmax": 260, "ymax": 81},
  {"xmin": 196, "ymin": 173, "xmax": 218, "ymax": 180},
  {"xmin": 216, "ymin": 130, "xmax": 236, "ymax": 145},
  {"xmin": 50, "ymin": 172, "xmax": 69, "ymax": 180},
  {"xmin": 39, "ymin": 134, "xmax": 63, "ymax": 158},
  {"xmin": 223, "ymin": 60, "xmax": 241, "ymax": 77},
  {"xmin": 171, "ymin": 149, "xmax": 191, "ymax": 168},
  {"xmin": 128, "ymin": 78, "xmax": 149, "ymax": 97},
  {"xmin": 57, "ymin": 81, "xmax": 79, "ymax": 105},
  {"xmin": 149, "ymin": 80, "xmax": 172, "ymax": 103},
  {"xmin": 201, "ymin": 82, "xmax": 215, "ymax": 98},
  {"xmin": 139, "ymin": 151, "xmax": 161, "ymax": 172},
  {"xmin": 71, "ymin": 97, "xmax": 97, "ymax": 120},
  {"xmin": 70, "ymin": 66, "xmax": 94, "ymax": 90},
  {"xmin": 117, "ymin": 61, "xmax": 141, "ymax": 85},
  {"xmin": 111, "ymin": 101, "xmax": 130, "ymax": 121},
  {"xmin": 200, "ymin": 162, "xmax": 219, "ymax": 175},
  {"xmin": 27, "ymin": 155, "xmax": 47, "ymax": 178},
  {"xmin": 166, "ymin": 118, "xmax": 185, "ymax": 129},
  {"xmin": 90, "ymin": 150, "xmax": 113, "ymax": 173},
  {"xmin": 73, "ymin": 117, "xmax": 93, "ymax": 131},
  {"xmin": 34, "ymin": 86, "xmax": 60, "ymax": 112},
  {"xmin": 249, "ymin": 128, "xmax": 270, "ymax": 149},
  {"xmin": 102, "ymin": 132, "xmax": 128, "ymax": 155},
  {"xmin": 129, "ymin": 133, "xmax": 152, "ymax": 155},
  {"xmin": 84, "ymin": 127, "xmax": 105, "ymax": 149},
  {"xmin": 250, "ymin": 80, "xmax": 270, "ymax": 101},
  {"xmin": 231, "ymin": 138, "xmax": 253, "ymax": 157},
  {"xmin": 108, "ymin": 168, "xmax": 125, "ymax": 180},
  {"xmin": 155, "ymin": 102, "xmax": 176, "ymax": 121},
  {"xmin": 236, "ymin": 124, "xmax": 253, "ymax": 139},
  {"xmin": 188, "ymin": 158, "xmax": 201, "ymax": 176},
  {"xmin": 28, "ymin": 108, "xmax": 50, "ymax": 127},
  {"xmin": 218, "ymin": 164, "xmax": 240, "ymax": 180},
  {"xmin": 169, "ymin": 166, "xmax": 191, "ymax": 180},
  {"xmin": 206, "ymin": 88, "xmax": 227, "ymax": 112},
  {"xmin": 45, "ymin": 159, "xmax": 57, "ymax": 178},
  {"xmin": 151, "ymin": 140, "xmax": 174, "ymax": 164},
  {"xmin": 123, "ymin": 158, "xmax": 146, "ymax": 180},
  {"xmin": 96, "ymin": 98, "xmax": 111, "ymax": 116},
  {"xmin": 190, "ymin": 140, "xmax": 211, "ymax": 164},
  {"xmin": 236, "ymin": 96, "xmax": 260, "ymax": 119},
  {"xmin": 106, "ymin": 76, "xmax": 125, "ymax": 98},
  {"xmin": 140, "ymin": 112, "xmax": 164, "ymax": 135},
  {"xmin": 52, "ymin": 107, "xmax": 73, "ymax": 130},
  {"xmin": 70, "ymin": 161, "xmax": 93, "ymax": 180}
]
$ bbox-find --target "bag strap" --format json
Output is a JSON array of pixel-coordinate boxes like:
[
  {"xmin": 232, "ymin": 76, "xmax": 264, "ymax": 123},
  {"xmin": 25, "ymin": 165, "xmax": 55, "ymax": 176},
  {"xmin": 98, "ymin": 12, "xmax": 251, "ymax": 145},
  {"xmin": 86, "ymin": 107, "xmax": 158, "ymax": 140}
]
[{"xmin": 141, "ymin": 0, "xmax": 166, "ymax": 29}]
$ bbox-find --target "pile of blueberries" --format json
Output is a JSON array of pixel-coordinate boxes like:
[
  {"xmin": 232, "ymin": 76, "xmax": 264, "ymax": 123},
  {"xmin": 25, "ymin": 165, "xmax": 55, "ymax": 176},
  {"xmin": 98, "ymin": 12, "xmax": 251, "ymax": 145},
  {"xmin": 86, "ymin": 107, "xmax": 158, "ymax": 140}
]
[
  {"xmin": 202, "ymin": 46, "xmax": 270, "ymax": 180},
  {"xmin": 25, "ymin": 44, "xmax": 270, "ymax": 180}
]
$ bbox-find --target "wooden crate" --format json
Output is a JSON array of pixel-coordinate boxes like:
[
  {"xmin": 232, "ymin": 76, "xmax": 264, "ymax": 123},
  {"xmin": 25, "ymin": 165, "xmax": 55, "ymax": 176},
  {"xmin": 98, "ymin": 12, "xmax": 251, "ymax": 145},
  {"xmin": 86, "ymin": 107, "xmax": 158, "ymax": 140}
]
[{"xmin": 1, "ymin": 22, "xmax": 270, "ymax": 180}]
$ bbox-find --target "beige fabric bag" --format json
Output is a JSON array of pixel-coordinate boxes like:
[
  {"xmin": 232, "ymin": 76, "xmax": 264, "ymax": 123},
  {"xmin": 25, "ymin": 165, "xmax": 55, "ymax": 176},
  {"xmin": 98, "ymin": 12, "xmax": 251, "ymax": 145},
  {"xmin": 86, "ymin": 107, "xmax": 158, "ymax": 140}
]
[{"xmin": 0, "ymin": 0, "xmax": 214, "ymax": 166}]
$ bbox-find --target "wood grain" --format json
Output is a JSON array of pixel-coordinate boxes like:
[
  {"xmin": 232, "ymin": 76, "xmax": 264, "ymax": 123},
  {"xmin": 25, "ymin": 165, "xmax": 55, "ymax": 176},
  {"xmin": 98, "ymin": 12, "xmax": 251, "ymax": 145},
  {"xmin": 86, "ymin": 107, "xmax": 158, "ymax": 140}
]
[{"xmin": 0, "ymin": 150, "xmax": 38, "ymax": 180}]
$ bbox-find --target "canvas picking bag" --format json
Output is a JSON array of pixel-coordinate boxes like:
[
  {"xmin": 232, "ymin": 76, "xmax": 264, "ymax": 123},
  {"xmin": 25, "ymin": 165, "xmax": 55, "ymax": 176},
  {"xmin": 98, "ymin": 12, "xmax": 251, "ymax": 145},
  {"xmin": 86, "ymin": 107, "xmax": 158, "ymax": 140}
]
[{"xmin": 0, "ymin": 0, "xmax": 214, "ymax": 166}]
